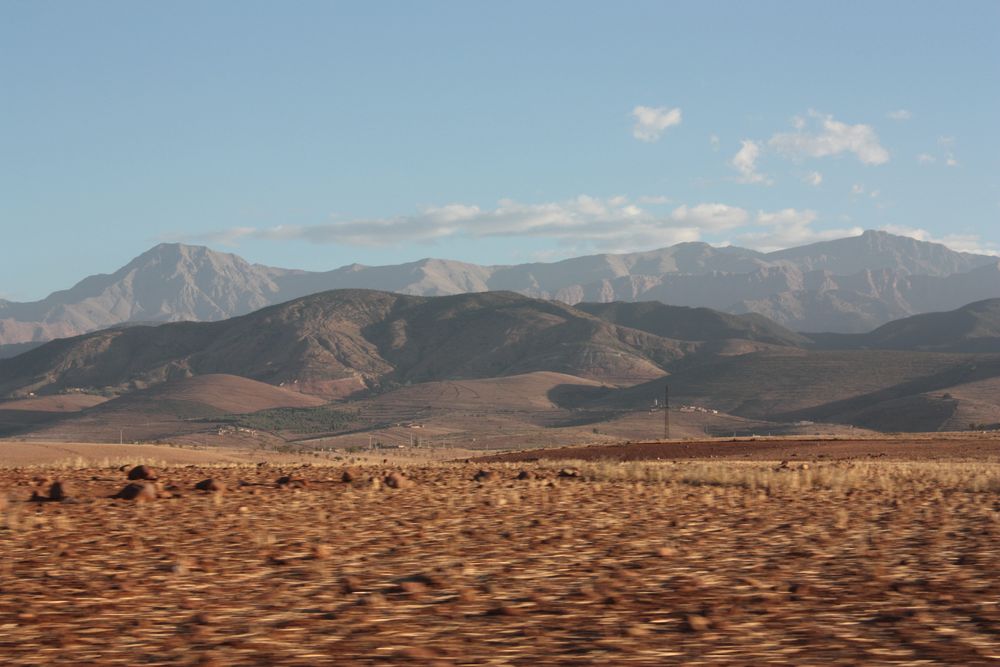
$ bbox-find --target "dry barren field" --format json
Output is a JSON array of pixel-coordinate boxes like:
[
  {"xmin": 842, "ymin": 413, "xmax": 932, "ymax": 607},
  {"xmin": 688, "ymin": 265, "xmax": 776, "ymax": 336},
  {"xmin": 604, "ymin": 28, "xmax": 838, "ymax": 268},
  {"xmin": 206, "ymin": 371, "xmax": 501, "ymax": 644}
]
[{"xmin": 1, "ymin": 438, "xmax": 998, "ymax": 665}]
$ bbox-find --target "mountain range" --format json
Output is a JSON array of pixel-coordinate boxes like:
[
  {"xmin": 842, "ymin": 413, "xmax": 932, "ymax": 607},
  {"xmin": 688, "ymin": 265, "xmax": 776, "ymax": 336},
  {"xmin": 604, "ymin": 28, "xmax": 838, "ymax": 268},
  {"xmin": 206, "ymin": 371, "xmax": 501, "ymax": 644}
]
[
  {"xmin": 2, "ymin": 230, "xmax": 998, "ymax": 352},
  {"xmin": 4, "ymin": 289, "xmax": 1000, "ymax": 438},
  {"xmin": 0, "ymin": 290, "xmax": 708, "ymax": 399}
]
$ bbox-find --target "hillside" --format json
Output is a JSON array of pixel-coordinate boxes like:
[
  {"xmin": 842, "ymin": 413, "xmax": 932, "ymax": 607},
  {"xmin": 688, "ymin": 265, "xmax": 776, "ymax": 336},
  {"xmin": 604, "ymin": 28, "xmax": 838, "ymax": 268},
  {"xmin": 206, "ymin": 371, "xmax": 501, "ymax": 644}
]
[
  {"xmin": 3, "ymin": 230, "xmax": 998, "ymax": 344},
  {"xmin": 593, "ymin": 348, "xmax": 1000, "ymax": 432},
  {"xmin": 575, "ymin": 301, "xmax": 810, "ymax": 347},
  {"xmin": 0, "ymin": 290, "xmax": 712, "ymax": 399},
  {"xmin": 5, "ymin": 374, "xmax": 332, "ymax": 442},
  {"xmin": 766, "ymin": 229, "xmax": 991, "ymax": 276},
  {"xmin": 810, "ymin": 299, "xmax": 1000, "ymax": 352}
]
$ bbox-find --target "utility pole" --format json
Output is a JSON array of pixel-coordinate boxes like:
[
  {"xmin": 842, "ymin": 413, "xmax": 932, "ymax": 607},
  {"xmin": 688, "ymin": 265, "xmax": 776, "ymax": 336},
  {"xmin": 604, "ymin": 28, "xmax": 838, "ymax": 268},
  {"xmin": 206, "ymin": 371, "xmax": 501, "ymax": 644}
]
[{"xmin": 663, "ymin": 383, "xmax": 670, "ymax": 441}]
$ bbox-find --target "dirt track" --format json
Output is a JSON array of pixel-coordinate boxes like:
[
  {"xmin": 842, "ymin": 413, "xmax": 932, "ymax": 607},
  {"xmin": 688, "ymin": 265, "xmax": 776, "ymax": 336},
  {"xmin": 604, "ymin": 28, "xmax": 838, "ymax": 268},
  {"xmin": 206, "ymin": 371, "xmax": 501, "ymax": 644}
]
[{"xmin": 479, "ymin": 434, "xmax": 1000, "ymax": 463}]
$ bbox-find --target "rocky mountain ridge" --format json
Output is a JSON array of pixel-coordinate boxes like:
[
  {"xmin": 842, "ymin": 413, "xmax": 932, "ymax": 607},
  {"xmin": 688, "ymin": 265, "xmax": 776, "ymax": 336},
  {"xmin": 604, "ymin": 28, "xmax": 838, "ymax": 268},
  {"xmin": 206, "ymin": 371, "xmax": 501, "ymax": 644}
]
[{"xmin": 1, "ymin": 230, "xmax": 996, "ymax": 346}]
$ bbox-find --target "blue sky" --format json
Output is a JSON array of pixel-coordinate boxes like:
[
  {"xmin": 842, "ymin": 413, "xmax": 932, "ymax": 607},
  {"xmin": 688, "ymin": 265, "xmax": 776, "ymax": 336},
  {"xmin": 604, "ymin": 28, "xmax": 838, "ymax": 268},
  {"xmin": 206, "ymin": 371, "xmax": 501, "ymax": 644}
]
[{"xmin": 2, "ymin": 0, "xmax": 998, "ymax": 300}]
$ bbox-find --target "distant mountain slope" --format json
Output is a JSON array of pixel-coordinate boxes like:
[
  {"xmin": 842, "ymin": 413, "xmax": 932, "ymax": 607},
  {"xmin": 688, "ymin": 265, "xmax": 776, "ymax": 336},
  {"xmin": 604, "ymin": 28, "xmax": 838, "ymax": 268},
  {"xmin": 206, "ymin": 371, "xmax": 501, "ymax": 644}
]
[
  {"xmin": 593, "ymin": 348, "xmax": 1000, "ymax": 432},
  {"xmin": 5, "ymin": 374, "xmax": 329, "ymax": 442},
  {"xmin": 575, "ymin": 301, "xmax": 810, "ymax": 347},
  {"xmin": 811, "ymin": 299, "xmax": 1000, "ymax": 352},
  {"xmin": 0, "ymin": 341, "xmax": 45, "ymax": 359},
  {"xmin": 0, "ymin": 290, "xmax": 720, "ymax": 399},
  {"xmin": 1, "ymin": 229, "xmax": 997, "ymax": 343},
  {"xmin": 766, "ymin": 229, "xmax": 992, "ymax": 276},
  {"xmin": 104, "ymin": 374, "xmax": 328, "ymax": 415}
]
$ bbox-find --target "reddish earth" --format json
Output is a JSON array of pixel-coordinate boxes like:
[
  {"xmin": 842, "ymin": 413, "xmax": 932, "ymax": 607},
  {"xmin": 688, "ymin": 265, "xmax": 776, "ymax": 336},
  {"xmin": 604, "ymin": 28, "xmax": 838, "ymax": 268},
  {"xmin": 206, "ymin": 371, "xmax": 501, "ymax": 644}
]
[
  {"xmin": 0, "ymin": 450, "xmax": 998, "ymax": 665},
  {"xmin": 479, "ymin": 434, "xmax": 1000, "ymax": 463}
]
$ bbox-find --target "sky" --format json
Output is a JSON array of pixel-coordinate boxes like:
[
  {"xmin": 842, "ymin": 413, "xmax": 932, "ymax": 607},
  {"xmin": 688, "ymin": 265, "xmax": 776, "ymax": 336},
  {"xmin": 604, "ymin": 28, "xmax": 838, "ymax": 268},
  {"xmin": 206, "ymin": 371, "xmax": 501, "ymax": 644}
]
[{"xmin": 2, "ymin": 0, "xmax": 999, "ymax": 300}]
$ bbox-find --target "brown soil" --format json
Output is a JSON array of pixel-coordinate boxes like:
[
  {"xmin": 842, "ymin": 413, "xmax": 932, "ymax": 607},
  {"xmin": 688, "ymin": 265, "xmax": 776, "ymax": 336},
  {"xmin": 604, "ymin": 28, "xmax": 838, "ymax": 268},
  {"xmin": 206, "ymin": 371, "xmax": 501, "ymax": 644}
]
[
  {"xmin": 0, "ymin": 451, "xmax": 997, "ymax": 665},
  {"xmin": 479, "ymin": 434, "xmax": 1000, "ymax": 463},
  {"xmin": 0, "ymin": 394, "xmax": 108, "ymax": 412}
]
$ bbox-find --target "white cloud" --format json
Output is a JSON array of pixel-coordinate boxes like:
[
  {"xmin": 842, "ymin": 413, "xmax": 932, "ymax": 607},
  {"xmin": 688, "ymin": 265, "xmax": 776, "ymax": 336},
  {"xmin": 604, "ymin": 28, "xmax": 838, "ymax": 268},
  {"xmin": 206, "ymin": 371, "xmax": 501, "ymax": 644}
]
[
  {"xmin": 637, "ymin": 195, "xmax": 671, "ymax": 205},
  {"xmin": 880, "ymin": 225, "xmax": 999, "ymax": 256},
  {"xmin": 886, "ymin": 109, "xmax": 912, "ymax": 121},
  {"xmin": 769, "ymin": 110, "xmax": 889, "ymax": 165},
  {"xmin": 670, "ymin": 203, "xmax": 749, "ymax": 230},
  {"xmin": 193, "ymin": 196, "xmax": 754, "ymax": 254},
  {"xmin": 709, "ymin": 134, "xmax": 720, "ymax": 151},
  {"xmin": 917, "ymin": 153, "xmax": 936, "ymax": 165},
  {"xmin": 851, "ymin": 184, "xmax": 865, "ymax": 195},
  {"xmin": 739, "ymin": 209, "xmax": 863, "ymax": 252},
  {"xmin": 803, "ymin": 171, "xmax": 823, "ymax": 186},
  {"xmin": 937, "ymin": 136, "xmax": 960, "ymax": 166},
  {"xmin": 729, "ymin": 140, "xmax": 772, "ymax": 185},
  {"xmin": 631, "ymin": 105, "xmax": 682, "ymax": 142},
  {"xmin": 190, "ymin": 198, "xmax": 900, "ymax": 256}
]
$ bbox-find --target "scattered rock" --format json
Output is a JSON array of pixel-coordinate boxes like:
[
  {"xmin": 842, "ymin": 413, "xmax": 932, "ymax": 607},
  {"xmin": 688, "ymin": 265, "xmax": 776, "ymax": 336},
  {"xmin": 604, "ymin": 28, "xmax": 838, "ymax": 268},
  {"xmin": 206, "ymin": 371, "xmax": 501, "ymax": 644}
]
[
  {"xmin": 473, "ymin": 469, "xmax": 497, "ymax": 482},
  {"xmin": 341, "ymin": 576, "xmax": 364, "ymax": 594},
  {"xmin": 341, "ymin": 468, "xmax": 359, "ymax": 483},
  {"xmin": 397, "ymin": 580, "xmax": 429, "ymax": 596},
  {"xmin": 485, "ymin": 604, "xmax": 525, "ymax": 617},
  {"xmin": 684, "ymin": 614, "xmax": 711, "ymax": 632},
  {"xmin": 127, "ymin": 465, "xmax": 157, "ymax": 481},
  {"xmin": 275, "ymin": 475, "xmax": 308, "ymax": 489},
  {"xmin": 558, "ymin": 467, "xmax": 581, "ymax": 478},
  {"xmin": 515, "ymin": 469, "xmax": 536, "ymax": 480},
  {"xmin": 194, "ymin": 479, "xmax": 226, "ymax": 493},
  {"xmin": 384, "ymin": 472, "xmax": 410, "ymax": 489},
  {"xmin": 47, "ymin": 480, "xmax": 72, "ymax": 502},
  {"xmin": 115, "ymin": 482, "xmax": 158, "ymax": 502},
  {"xmin": 625, "ymin": 623, "xmax": 650, "ymax": 637}
]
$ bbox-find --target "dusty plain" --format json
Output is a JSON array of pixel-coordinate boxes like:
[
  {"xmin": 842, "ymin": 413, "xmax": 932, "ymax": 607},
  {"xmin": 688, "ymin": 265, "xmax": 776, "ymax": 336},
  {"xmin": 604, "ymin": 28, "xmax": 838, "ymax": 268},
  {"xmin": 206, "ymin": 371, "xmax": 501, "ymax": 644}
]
[{"xmin": 0, "ymin": 436, "xmax": 998, "ymax": 665}]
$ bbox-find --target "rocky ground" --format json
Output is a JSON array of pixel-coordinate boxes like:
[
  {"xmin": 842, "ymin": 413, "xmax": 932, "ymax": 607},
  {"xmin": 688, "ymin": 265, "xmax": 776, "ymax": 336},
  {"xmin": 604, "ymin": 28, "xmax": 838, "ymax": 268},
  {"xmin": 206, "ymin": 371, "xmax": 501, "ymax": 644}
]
[{"xmin": 1, "ymin": 455, "xmax": 998, "ymax": 665}]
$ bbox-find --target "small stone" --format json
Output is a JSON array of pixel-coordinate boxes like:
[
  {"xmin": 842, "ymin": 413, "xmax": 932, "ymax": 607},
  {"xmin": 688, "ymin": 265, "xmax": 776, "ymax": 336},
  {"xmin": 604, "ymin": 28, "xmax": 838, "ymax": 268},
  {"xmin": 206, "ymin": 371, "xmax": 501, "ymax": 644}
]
[
  {"xmin": 684, "ymin": 614, "xmax": 711, "ymax": 632},
  {"xmin": 398, "ymin": 580, "xmax": 429, "ymax": 596},
  {"xmin": 473, "ymin": 469, "xmax": 497, "ymax": 482},
  {"xmin": 558, "ymin": 467, "xmax": 580, "ymax": 478},
  {"xmin": 486, "ymin": 604, "xmax": 524, "ymax": 617},
  {"xmin": 47, "ymin": 480, "xmax": 72, "ymax": 502},
  {"xmin": 625, "ymin": 623, "xmax": 650, "ymax": 637},
  {"xmin": 456, "ymin": 587, "xmax": 479, "ymax": 603},
  {"xmin": 275, "ymin": 475, "xmax": 307, "ymax": 489},
  {"xmin": 127, "ymin": 465, "xmax": 157, "ymax": 481},
  {"xmin": 341, "ymin": 468, "xmax": 359, "ymax": 483},
  {"xmin": 384, "ymin": 472, "xmax": 410, "ymax": 489},
  {"xmin": 115, "ymin": 481, "xmax": 157, "ymax": 502},
  {"xmin": 655, "ymin": 546, "xmax": 678, "ymax": 557},
  {"xmin": 194, "ymin": 479, "xmax": 226, "ymax": 493},
  {"xmin": 341, "ymin": 575, "xmax": 363, "ymax": 594}
]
